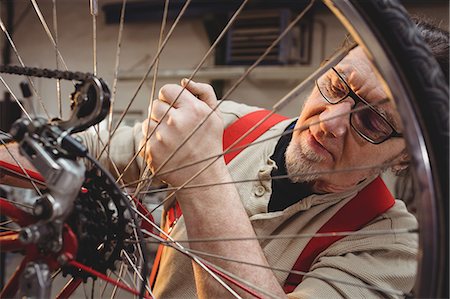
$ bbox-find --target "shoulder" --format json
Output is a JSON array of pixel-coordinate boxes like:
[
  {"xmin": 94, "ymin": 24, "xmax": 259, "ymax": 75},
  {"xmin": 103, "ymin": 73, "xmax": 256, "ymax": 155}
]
[
  {"xmin": 319, "ymin": 199, "xmax": 417, "ymax": 258},
  {"xmin": 296, "ymin": 201, "xmax": 418, "ymax": 296},
  {"xmin": 219, "ymin": 100, "xmax": 264, "ymax": 128}
]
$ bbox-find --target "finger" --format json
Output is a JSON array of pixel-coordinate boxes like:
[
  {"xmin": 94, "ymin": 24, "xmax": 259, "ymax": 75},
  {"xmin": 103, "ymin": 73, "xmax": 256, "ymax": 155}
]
[
  {"xmin": 140, "ymin": 120, "xmax": 155, "ymax": 166},
  {"xmin": 181, "ymin": 78, "xmax": 218, "ymax": 109},
  {"xmin": 141, "ymin": 117, "xmax": 158, "ymax": 138},
  {"xmin": 149, "ymin": 99, "xmax": 173, "ymax": 123},
  {"xmin": 158, "ymin": 83, "xmax": 197, "ymax": 108},
  {"xmin": 138, "ymin": 137, "xmax": 150, "ymax": 159}
]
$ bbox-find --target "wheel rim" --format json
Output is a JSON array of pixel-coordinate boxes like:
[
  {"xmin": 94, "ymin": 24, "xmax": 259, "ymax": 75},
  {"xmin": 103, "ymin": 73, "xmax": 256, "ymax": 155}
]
[{"xmin": 325, "ymin": 1, "xmax": 447, "ymax": 296}]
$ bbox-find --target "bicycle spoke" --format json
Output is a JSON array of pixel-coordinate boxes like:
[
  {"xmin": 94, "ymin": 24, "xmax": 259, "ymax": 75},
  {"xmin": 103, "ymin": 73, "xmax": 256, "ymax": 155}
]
[
  {"xmin": 99, "ymin": 270, "xmax": 111, "ymax": 297},
  {"xmin": 145, "ymin": 99, "xmax": 379, "ymax": 216},
  {"xmin": 123, "ymin": 0, "xmax": 315, "ymax": 186},
  {"xmin": 0, "ymin": 225, "xmax": 19, "ymax": 232},
  {"xmin": 89, "ymin": 0, "xmax": 102, "ymax": 155},
  {"xmin": 82, "ymin": 280, "xmax": 89, "ymax": 299},
  {"xmin": 0, "ymin": 76, "xmax": 32, "ymax": 121},
  {"xmin": 0, "ymin": 197, "xmax": 33, "ymax": 210},
  {"xmin": 124, "ymin": 200, "xmax": 146, "ymax": 275},
  {"xmin": 51, "ymin": 268, "xmax": 62, "ymax": 280},
  {"xmin": 136, "ymin": 0, "xmax": 170, "ymax": 200},
  {"xmin": 129, "ymin": 204, "xmax": 250, "ymax": 297},
  {"xmin": 149, "ymin": 97, "xmax": 387, "ymax": 182},
  {"xmin": 56, "ymin": 277, "xmax": 83, "ymax": 299},
  {"xmin": 130, "ymin": 229, "xmax": 145, "ymax": 285},
  {"xmin": 105, "ymin": 0, "xmax": 127, "ymax": 162},
  {"xmin": 110, "ymin": 263, "xmax": 135, "ymax": 291},
  {"xmin": 138, "ymin": 226, "xmax": 410, "ymax": 297},
  {"xmin": 121, "ymin": 263, "xmax": 139, "ymax": 291},
  {"xmin": 51, "ymin": 0, "xmax": 62, "ymax": 118},
  {"xmin": 133, "ymin": 161, "xmax": 404, "ymax": 195},
  {"xmin": 107, "ymin": 263, "xmax": 126, "ymax": 299},
  {"xmin": 194, "ymin": 254, "xmax": 276, "ymax": 299},
  {"xmin": 30, "ymin": 0, "xmax": 70, "ymax": 73},
  {"xmin": 114, "ymin": 0, "xmax": 253, "ymax": 184},
  {"xmin": 120, "ymin": 250, "xmax": 154, "ymax": 297},
  {"xmin": 0, "ymin": 165, "xmax": 46, "ymax": 186},
  {"xmin": 90, "ymin": 0, "xmax": 98, "ymax": 76},
  {"xmin": 91, "ymin": 126, "xmax": 127, "ymax": 188},
  {"xmin": 99, "ymin": 0, "xmax": 194, "ymax": 158},
  {"xmin": 0, "ymin": 219, "xmax": 13, "ymax": 226},
  {"xmin": 137, "ymin": 228, "xmax": 415, "ymax": 245},
  {"xmin": 184, "ymin": 247, "xmax": 407, "ymax": 297},
  {"xmin": 0, "ymin": 16, "xmax": 49, "ymax": 118},
  {"xmin": 141, "ymin": 229, "xmax": 274, "ymax": 298},
  {"xmin": 0, "ymin": 138, "xmax": 43, "ymax": 196}
]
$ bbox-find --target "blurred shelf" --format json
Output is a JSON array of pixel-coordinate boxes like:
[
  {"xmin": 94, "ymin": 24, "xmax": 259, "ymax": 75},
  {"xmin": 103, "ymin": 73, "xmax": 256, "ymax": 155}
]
[{"xmin": 118, "ymin": 65, "xmax": 316, "ymax": 81}]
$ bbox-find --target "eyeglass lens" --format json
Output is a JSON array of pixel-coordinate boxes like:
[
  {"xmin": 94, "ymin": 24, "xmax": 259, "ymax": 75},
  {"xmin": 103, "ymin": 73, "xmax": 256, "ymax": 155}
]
[
  {"xmin": 351, "ymin": 102, "xmax": 394, "ymax": 143},
  {"xmin": 316, "ymin": 69, "xmax": 349, "ymax": 103},
  {"xmin": 317, "ymin": 69, "xmax": 395, "ymax": 143}
]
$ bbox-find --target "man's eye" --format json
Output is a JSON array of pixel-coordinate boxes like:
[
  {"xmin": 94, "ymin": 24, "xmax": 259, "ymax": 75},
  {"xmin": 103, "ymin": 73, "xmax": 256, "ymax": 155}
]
[
  {"xmin": 329, "ymin": 84, "xmax": 347, "ymax": 98},
  {"xmin": 323, "ymin": 81, "xmax": 347, "ymax": 99},
  {"xmin": 353, "ymin": 108, "xmax": 392, "ymax": 137}
]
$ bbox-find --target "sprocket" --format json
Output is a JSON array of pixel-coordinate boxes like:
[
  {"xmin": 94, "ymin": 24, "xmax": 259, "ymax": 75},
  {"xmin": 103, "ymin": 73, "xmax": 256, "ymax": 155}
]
[{"xmin": 62, "ymin": 170, "xmax": 134, "ymax": 281}]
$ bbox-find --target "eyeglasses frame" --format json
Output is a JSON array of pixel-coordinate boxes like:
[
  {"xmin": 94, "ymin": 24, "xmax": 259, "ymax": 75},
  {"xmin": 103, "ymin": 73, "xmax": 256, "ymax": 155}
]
[{"xmin": 315, "ymin": 67, "xmax": 403, "ymax": 144}]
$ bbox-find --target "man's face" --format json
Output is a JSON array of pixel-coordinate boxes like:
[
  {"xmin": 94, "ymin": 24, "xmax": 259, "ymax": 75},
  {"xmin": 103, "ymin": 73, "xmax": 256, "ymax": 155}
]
[{"xmin": 286, "ymin": 47, "xmax": 406, "ymax": 193}]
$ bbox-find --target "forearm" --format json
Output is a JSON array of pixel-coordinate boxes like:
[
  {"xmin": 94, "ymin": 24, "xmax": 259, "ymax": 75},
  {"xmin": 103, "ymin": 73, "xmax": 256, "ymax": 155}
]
[
  {"xmin": 77, "ymin": 124, "xmax": 143, "ymax": 183},
  {"xmin": 177, "ymin": 161, "xmax": 286, "ymax": 298}
]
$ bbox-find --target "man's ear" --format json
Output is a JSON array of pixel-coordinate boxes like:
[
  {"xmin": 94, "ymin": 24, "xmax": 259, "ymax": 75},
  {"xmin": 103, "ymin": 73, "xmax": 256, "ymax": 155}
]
[{"xmin": 391, "ymin": 149, "xmax": 409, "ymax": 176}]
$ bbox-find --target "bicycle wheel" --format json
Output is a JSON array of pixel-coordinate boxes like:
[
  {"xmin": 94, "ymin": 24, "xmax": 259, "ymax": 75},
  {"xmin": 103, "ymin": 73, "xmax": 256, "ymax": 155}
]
[{"xmin": 0, "ymin": 0, "xmax": 448, "ymax": 298}]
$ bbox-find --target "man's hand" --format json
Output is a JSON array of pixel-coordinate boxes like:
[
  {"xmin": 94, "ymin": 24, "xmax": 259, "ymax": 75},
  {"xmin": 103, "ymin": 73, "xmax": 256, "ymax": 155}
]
[
  {"xmin": 141, "ymin": 80, "xmax": 286, "ymax": 298},
  {"xmin": 140, "ymin": 79, "xmax": 224, "ymax": 186}
]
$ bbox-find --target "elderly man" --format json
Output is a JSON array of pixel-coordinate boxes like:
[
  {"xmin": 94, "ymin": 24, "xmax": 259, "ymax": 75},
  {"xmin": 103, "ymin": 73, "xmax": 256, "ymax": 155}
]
[
  {"xmin": 130, "ymin": 45, "xmax": 416, "ymax": 298},
  {"xmin": 131, "ymin": 16, "xmax": 449, "ymax": 296}
]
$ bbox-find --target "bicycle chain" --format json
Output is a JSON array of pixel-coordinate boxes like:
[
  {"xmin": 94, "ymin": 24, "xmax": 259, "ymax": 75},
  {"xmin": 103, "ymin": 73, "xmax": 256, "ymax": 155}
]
[{"xmin": 0, "ymin": 64, "xmax": 93, "ymax": 81}]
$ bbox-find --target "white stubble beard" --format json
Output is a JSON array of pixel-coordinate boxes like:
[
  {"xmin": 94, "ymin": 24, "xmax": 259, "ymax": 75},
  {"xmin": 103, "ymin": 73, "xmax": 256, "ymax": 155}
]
[{"xmin": 285, "ymin": 137, "xmax": 325, "ymax": 183}]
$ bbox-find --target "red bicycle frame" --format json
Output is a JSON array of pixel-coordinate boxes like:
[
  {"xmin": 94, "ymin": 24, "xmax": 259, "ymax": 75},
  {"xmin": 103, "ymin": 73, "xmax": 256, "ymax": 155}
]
[{"xmin": 0, "ymin": 161, "xmax": 154, "ymax": 298}]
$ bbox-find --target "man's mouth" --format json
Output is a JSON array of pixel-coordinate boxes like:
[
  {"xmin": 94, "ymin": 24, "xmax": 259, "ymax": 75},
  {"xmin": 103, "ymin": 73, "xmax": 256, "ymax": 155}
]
[{"xmin": 304, "ymin": 131, "xmax": 334, "ymax": 161}]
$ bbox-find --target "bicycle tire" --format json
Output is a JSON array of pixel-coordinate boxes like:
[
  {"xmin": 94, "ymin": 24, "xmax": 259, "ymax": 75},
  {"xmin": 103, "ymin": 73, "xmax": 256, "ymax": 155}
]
[{"xmin": 327, "ymin": 0, "xmax": 449, "ymax": 297}]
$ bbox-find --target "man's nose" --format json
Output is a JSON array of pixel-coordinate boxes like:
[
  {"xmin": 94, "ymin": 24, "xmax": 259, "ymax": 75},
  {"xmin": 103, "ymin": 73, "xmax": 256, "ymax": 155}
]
[{"xmin": 318, "ymin": 101, "xmax": 352, "ymax": 138}]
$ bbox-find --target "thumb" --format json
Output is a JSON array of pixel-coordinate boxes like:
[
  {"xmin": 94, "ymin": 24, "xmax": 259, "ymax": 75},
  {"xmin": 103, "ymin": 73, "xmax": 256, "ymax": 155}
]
[{"xmin": 181, "ymin": 78, "xmax": 218, "ymax": 109}]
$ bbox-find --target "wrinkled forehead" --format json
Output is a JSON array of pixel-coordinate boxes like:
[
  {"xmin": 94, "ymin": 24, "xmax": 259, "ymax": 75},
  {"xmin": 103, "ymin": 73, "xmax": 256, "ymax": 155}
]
[
  {"xmin": 335, "ymin": 47, "xmax": 403, "ymax": 130},
  {"xmin": 336, "ymin": 47, "xmax": 380, "ymax": 87}
]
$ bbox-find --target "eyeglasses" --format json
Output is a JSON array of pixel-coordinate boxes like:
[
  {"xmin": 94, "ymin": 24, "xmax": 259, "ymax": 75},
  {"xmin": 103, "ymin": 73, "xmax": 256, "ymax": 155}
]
[{"xmin": 315, "ymin": 67, "xmax": 403, "ymax": 144}]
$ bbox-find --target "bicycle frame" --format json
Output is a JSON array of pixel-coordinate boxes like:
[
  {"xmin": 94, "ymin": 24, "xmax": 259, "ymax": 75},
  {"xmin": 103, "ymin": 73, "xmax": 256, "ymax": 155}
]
[
  {"xmin": 0, "ymin": 162, "xmax": 154, "ymax": 298},
  {"xmin": 0, "ymin": 184, "xmax": 154, "ymax": 298},
  {"xmin": 0, "ymin": 196, "xmax": 78, "ymax": 298}
]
